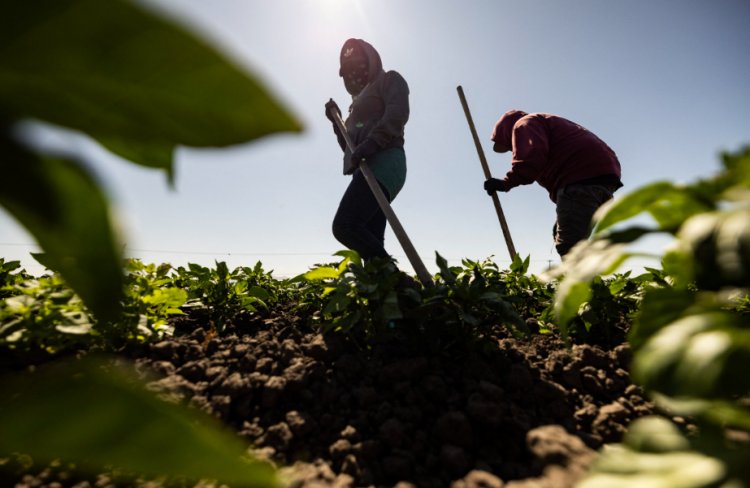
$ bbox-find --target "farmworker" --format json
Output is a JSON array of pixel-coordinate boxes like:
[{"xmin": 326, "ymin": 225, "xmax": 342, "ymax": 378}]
[
  {"xmin": 483, "ymin": 110, "xmax": 622, "ymax": 257},
  {"xmin": 324, "ymin": 38, "xmax": 409, "ymax": 261}
]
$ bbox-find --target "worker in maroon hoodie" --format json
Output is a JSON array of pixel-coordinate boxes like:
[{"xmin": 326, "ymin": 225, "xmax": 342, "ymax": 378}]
[{"xmin": 484, "ymin": 109, "xmax": 622, "ymax": 257}]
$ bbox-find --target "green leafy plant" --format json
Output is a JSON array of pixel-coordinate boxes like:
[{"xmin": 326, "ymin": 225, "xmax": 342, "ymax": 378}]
[
  {"xmin": 0, "ymin": 259, "xmax": 190, "ymax": 357},
  {"xmin": 561, "ymin": 272, "xmax": 643, "ymax": 345},
  {"xmin": 0, "ymin": 259, "xmax": 289, "ymax": 357},
  {"xmin": 295, "ymin": 250, "xmax": 398, "ymax": 339},
  {"xmin": 118, "ymin": 259, "xmax": 188, "ymax": 340},
  {"xmin": 733, "ymin": 293, "xmax": 750, "ymax": 315},
  {"xmin": 0, "ymin": 272, "xmax": 91, "ymax": 355},
  {"xmin": 447, "ymin": 254, "xmax": 555, "ymax": 322},
  {"xmin": 297, "ymin": 251, "xmax": 533, "ymax": 350},
  {"xmin": 565, "ymin": 146, "xmax": 750, "ymax": 487},
  {"xmin": 0, "ymin": 258, "xmax": 33, "ymax": 297},
  {"xmin": 173, "ymin": 261, "xmax": 277, "ymax": 334},
  {"xmin": 578, "ymin": 416, "xmax": 731, "ymax": 488},
  {"xmin": 424, "ymin": 253, "xmax": 532, "ymax": 335}
]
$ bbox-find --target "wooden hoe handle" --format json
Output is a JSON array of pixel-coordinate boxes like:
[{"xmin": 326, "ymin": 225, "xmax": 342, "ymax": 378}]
[
  {"xmin": 456, "ymin": 86, "xmax": 518, "ymax": 261},
  {"xmin": 328, "ymin": 104, "xmax": 433, "ymax": 287}
]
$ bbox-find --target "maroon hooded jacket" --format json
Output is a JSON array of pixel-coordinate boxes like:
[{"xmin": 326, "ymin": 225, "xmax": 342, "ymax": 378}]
[{"xmin": 491, "ymin": 110, "xmax": 622, "ymax": 202}]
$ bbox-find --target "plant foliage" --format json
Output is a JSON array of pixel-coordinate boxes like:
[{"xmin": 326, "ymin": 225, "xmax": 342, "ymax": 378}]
[
  {"xmin": 0, "ymin": 0, "xmax": 299, "ymax": 484},
  {"xmin": 0, "ymin": 356, "xmax": 278, "ymax": 487},
  {"xmin": 573, "ymin": 146, "xmax": 750, "ymax": 487},
  {"xmin": 0, "ymin": 0, "xmax": 300, "ymax": 323},
  {"xmin": 295, "ymin": 252, "xmax": 546, "ymax": 351}
]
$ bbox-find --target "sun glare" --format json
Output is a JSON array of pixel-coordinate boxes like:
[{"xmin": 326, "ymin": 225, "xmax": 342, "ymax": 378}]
[
  {"xmin": 316, "ymin": 0, "xmax": 366, "ymax": 20},
  {"xmin": 318, "ymin": 0, "xmax": 345, "ymax": 13}
]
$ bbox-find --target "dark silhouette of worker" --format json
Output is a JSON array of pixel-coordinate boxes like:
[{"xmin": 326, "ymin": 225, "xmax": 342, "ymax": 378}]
[
  {"xmin": 484, "ymin": 110, "xmax": 622, "ymax": 257},
  {"xmin": 324, "ymin": 38, "xmax": 409, "ymax": 261}
]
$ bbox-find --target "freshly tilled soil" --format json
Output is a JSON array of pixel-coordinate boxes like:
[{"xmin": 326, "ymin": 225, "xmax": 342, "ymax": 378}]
[{"xmin": 3, "ymin": 307, "xmax": 653, "ymax": 488}]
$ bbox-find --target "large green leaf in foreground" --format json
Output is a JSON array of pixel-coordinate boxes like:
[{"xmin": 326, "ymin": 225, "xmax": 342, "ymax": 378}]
[
  {"xmin": 593, "ymin": 182, "xmax": 714, "ymax": 235},
  {"xmin": 0, "ymin": 0, "xmax": 302, "ymax": 320},
  {"xmin": 0, "ymin": 0, "xmax": 301, "ymax": 174},
  {"xmin": 0, "ymin": 357, "xmax": 278, "ymax": 487},
  {"xmin": 0, "ymin": 131, "xmax": 123, "ymax": 323},
  {"xmin": 578, "ymin": 417, "xmax": 732, "ymax": 488}
]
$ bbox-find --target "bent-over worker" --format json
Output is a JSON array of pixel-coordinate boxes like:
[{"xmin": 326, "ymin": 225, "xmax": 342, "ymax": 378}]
[{"xmin": 484, "ymin": 109, "xmax": 622, "ymax": 257}]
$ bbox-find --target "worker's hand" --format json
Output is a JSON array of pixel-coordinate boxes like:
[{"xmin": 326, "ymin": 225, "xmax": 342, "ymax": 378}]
[
  {"xmin": 325, "ymin": 99, "xmax": 341, "ymax": 123},
  {"xmin": 484, "ymin": 178, "xmax": 509, "ymax": 195},
  {"xmin": 351, "ymin": 138, "xmax": 380, "ymax": 166}
]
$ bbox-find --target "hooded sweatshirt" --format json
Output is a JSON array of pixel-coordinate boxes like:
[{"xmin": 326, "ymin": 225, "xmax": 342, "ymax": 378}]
[
  {"xmin": 491, "ymin": 110, "xmax": 622, "ymax": 202},
  {"xmin": 336, "ymin": 39, "xmax": 409, "ymax": 199},
  {"xmin": 340, "ymin": 39, "xmax": 409, "ymax": 152}
]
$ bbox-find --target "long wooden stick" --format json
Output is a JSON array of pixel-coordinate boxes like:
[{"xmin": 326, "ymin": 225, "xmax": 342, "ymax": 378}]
[
  {"xmin": 329, "ymin": 105, "xmax": 433, "ymax": 287},
  {"xmin": 456, "ymin": 85, "xmax": 518, "ymax": 260}
]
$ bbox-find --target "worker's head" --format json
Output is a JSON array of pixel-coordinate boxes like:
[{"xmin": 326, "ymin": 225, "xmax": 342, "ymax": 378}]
[
  {"xmin": 491, "ymin": 109, "xmax": 528, "ymax": 153},
  {"xmin": 339, "ymin": 38, "xmax": 382, "ymax": 96}
]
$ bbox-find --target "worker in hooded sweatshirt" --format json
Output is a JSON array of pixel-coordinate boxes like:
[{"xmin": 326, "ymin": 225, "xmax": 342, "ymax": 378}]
[
  {"xmin": 324, "ymin": 38, "xmax": 409, "ymax": 261},
  {"xmin": 484, "ymin": 109, "xmax": 623, "ymax": 257}
]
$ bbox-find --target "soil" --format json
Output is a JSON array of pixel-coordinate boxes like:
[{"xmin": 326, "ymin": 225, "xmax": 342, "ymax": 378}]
[{"xmin": 2, "ymin": 305, "xmax": 654, "ymax": 488}]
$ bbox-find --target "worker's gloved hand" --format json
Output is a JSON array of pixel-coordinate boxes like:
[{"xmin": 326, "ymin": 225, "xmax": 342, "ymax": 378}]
[
  {"xmin": 325, "ymin": 99, "xmax": 341, "ymax": 123},
  {"xmin": 484, "ymin": 178, "xmax": 509, "ymax": 195},
  {"xmin": 351, "ymin": 138, "xmax": 380, "ymax": 166}
]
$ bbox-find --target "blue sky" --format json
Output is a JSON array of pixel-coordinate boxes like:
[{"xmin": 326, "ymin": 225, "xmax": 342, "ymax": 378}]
[{"xmin": 2, "ymin": 0, "xmax": 749, "ymax": 277}]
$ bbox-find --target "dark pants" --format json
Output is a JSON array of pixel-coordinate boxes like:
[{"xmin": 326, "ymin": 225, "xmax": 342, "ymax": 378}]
[
  {"xmin": 554, "ymin": 183, "xmax": 615, "ymax": 257},
  {"xmin": 332, "ymin": 169, "xmax": 392, "ymax": 261}
]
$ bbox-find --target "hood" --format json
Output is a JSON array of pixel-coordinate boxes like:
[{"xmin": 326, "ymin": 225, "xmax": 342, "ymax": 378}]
[
  {"xmin": 491, "ymin": 109, "xmax": 527, "ymax": 153},
  {"xmin": 339, "ymin": 38, "xmax": 383, "ymax": 85}
]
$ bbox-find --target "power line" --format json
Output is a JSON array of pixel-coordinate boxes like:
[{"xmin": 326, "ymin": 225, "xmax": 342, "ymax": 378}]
[
  {"xmin": 124, "ymin": 248, "xmax": 335, "ymax": 257},
  {"xmin": 0, "ymin": 242, "xmax": 559, "ymax": 267},
  {"xmin": 0, "ymin": 242, "xmax": 331, "ymax": 257}
]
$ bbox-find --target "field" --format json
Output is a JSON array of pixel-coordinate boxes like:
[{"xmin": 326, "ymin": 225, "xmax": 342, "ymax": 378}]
[
  {"xmin": 1, "ymin": 246, "xmax": 748, "ymax": 487},
  {"xmin": 2, "ymin": 3, "xmax": 748, "ymax": 487},
  {"xmin": 0, "ymin": 256, "xmax": 647, "ymax": 487}
]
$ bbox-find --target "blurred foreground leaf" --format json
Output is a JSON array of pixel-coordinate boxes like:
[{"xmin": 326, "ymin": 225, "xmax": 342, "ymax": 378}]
[
  {"xmin": 96, "ymin": 136, "xmax": 176, "ymax": 184},
  {"xmin": 677, "ymin": 208, "xmax": 750, "ymax": 290},
  {"xmin": 570, "ymin": 146, "xmax": 750, "ymax": 488},
  {"xmin": 0, "ymin": 131, "xmax": 123, "ymax": 322},
  {"xmin": 633, "ymin": 312, "xmax": 750, "ymax": 399},
  {"xmin": 0, "ymin": 0, "xmax": 303, "ymax": 321},
  {"xmin": 0, "ymin": 357, "xmax": 278, "ymax": 487},
  {"xmin": 578, "ymin": 415, "xmax": 750, "ymax": 487},
  {"xmin": 593, "ymin": 182, "xmax": 713, "ymax": 234},
  {"xmin": 0, "ymin": 0, "xmax": 301, "ymax": 175},
  {"xmin": 578, "ymin": 417, "xmax": 732, "ymax": 488}
]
